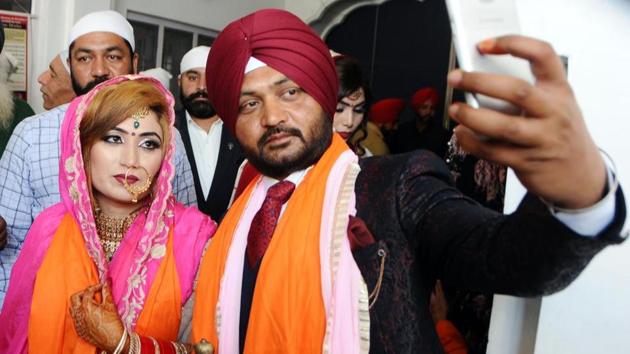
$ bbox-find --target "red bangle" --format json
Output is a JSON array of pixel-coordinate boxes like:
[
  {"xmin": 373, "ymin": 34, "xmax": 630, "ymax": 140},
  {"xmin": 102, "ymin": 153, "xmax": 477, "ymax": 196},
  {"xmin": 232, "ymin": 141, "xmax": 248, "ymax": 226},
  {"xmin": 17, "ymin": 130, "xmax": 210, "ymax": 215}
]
[
  {"xmin": 156, "ymin": 338, "xmax": 176, "ymax": 354},
  {"xmin": 139, "ymin": 335, "xmax": 155, "ymax": 354}
]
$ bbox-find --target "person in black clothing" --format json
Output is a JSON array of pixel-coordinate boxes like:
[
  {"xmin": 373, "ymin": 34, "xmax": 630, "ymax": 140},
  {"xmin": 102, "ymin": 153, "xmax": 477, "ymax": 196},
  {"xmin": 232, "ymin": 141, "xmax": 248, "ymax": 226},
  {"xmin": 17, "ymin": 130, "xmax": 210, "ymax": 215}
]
[
  {"xmin": 394, "ymin": 87, "xmax": 451, "ymax": 158},
  {"xmin": 174, "ymin": 46, "xmax": 244, "ymax": 221}
]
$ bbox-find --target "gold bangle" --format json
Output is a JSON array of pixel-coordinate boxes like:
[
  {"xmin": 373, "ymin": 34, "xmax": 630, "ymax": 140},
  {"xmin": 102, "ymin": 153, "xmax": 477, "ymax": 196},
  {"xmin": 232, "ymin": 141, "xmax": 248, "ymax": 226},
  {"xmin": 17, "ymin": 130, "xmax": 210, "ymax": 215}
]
[
  {"xmin": 128, "ymin": 332, "xmax": 141, "ymax": 354},
  {"xmin": 112, "ymin": 327, "xmax": 128, "ymax": 354}
]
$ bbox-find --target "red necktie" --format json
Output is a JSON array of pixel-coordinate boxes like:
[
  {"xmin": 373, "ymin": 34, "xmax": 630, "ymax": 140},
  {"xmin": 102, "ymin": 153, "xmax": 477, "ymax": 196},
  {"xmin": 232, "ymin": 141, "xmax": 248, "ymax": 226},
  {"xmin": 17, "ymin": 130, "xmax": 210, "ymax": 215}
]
[{"xmin": 246, "ymin": 180, "xmax": 296, "ymax": 267}]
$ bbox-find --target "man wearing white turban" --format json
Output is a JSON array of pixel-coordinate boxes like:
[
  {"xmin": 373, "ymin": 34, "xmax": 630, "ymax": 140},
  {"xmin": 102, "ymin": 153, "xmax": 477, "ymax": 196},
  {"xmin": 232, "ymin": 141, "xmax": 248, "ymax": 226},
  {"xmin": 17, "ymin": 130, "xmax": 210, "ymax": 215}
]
[
  {"xmin": 0, "ymin": 10, "xmax": 197, "ymax": 306},
  {"xmin": 175, "ymin": 46, "xmax": 244, "ymax": 221}
]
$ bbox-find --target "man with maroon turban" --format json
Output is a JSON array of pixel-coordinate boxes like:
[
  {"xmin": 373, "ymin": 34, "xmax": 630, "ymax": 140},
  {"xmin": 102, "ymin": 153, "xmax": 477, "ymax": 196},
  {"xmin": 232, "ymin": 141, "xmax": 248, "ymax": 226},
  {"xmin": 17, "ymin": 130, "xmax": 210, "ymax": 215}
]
[
  {"xmin": 191, "ymin": 8, "xmax": 626, "ymax": 354},
  {"xmin": 393, "ymin": 87, "xmax": 452, "ymax": 158},
  {"xmin": 72, "ymin": 9, "xmax": 626, "ymax": 354}
]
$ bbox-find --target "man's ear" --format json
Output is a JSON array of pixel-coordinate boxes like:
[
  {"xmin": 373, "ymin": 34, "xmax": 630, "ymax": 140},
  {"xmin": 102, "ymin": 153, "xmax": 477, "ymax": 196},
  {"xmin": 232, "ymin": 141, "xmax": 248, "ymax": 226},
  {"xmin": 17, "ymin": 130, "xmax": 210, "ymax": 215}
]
[
  {"xmin": 177, "ymin": 74, "xmax": 182, "ymax": 88},
  {"xmin": 132, "ymin": 53, "xmax": 139, "ymax": 74}
]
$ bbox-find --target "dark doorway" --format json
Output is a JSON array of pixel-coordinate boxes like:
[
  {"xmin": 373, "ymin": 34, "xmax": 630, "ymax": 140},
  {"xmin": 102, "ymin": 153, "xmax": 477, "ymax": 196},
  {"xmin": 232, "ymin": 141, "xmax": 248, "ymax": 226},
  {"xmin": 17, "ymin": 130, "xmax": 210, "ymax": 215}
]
[{"xmin": 325, "ymin": 0, "xmax": 452, "ymax": 125}]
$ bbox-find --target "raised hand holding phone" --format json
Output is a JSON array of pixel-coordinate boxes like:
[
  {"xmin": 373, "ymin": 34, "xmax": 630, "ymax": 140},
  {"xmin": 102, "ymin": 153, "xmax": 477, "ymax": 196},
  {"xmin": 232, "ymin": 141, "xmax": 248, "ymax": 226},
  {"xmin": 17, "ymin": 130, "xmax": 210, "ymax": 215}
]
[{"xmin": 446, "ymin": 35, "xmax": 606, "ymax": 210}]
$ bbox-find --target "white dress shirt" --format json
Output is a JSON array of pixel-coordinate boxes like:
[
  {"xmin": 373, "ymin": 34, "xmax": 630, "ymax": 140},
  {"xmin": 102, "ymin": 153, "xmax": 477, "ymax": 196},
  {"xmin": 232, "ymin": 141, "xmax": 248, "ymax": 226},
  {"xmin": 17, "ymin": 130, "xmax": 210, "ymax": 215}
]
[{"xmin": 186, "ymin": 112, "xmax": 223, "ymax": 198}]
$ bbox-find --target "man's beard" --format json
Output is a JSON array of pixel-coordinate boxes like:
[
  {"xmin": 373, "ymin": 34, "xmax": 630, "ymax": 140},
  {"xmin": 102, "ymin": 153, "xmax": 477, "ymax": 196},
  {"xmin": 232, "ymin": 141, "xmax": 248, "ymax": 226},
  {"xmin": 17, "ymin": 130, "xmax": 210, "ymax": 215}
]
[
  {"xmin": 243, "ymin": 114, "xmax": 332, "ymax": 180},
  {"xmin": 181, "ymin": 90, "xmax": 216, "ymax": 118}
]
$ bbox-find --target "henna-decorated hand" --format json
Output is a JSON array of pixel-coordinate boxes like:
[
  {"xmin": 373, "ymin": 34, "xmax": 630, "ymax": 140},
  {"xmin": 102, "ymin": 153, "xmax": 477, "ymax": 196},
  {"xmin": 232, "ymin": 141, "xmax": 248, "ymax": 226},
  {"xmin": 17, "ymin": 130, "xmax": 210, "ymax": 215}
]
[{"xmin": 69, "ymin": 283, "xmax": 125, "ymax": 352}]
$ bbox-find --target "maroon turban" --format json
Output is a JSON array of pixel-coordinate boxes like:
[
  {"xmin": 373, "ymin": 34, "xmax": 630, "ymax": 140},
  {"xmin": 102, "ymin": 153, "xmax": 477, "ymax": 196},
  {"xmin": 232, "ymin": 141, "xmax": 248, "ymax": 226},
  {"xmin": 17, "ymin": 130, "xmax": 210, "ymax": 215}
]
[
  {"xmin": 411, "ymin": 87, "xmax": 439, "ymax": 111},
  {"xmin": 369, "ymin": 98, "xmax": 405, "ymax": 125},
  {"xmin": 205, "ymin": 9, "xmax": 338, "ymax": 136}
]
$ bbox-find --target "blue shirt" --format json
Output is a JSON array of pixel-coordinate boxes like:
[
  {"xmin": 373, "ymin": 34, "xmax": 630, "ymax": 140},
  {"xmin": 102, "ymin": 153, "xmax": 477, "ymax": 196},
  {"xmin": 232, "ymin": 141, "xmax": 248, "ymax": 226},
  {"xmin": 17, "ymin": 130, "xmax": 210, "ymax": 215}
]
[{"xmin": 0, "ymin": 104, "xmax": 197, "ymax": 305}]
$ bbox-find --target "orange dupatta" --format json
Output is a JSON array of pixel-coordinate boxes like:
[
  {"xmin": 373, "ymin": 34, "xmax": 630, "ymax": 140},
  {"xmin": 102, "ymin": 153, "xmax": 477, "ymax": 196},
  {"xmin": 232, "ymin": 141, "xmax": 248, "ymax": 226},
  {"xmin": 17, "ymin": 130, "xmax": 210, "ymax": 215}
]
[
  {"xmin": 192, "ymin": 136, "xmax": 353, "ymax": 353},
  {"xmin": 28, "ymin": 213, "xmax": 182, "ymax": 353}
]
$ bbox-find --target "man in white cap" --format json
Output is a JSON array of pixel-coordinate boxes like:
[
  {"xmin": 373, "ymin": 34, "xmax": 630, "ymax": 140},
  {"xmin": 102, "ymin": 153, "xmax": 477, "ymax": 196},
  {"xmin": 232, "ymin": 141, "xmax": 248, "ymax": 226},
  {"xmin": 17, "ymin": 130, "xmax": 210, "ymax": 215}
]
[
  {"xmin": 67, "ymin": 10, "xmax": 137, "ymax": 95},
  {"xmin": 140, "ymin": 67, "xmax": 173, "ymax": 90},
  {"xmin": 37, "ymin": 50, "xmax": 75, "ymax": 110},
  {"xmin": 0, "ymin": 10, "xmax": 196, "ymax": 306},
  {"xmin": 175, "ymin": 46, "xmax": 243, "ymax": 221}
]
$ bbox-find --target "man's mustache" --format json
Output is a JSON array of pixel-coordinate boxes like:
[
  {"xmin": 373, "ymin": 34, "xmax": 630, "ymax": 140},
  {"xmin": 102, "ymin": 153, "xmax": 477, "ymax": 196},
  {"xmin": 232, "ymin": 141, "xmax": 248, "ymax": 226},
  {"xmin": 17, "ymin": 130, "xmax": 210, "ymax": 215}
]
[
  {"xmin": 258, "ymin": 125, "xmax": 304, "ymax": 148},
  {"xmin": 81, "ymin": 76, "xmax": 109, "ymax": 94},
  {"xmin": 183, "ymin": 90, "xmax": 209, "ymax": 103}
]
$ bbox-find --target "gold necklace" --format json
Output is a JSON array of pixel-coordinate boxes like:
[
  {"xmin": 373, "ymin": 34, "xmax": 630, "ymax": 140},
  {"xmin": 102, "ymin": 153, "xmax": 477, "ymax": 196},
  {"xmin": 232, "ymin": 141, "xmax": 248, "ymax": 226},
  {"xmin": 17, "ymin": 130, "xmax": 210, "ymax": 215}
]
[{"xmin": 94, "ymin": 209, "xmax": 142, "ymax": 261}]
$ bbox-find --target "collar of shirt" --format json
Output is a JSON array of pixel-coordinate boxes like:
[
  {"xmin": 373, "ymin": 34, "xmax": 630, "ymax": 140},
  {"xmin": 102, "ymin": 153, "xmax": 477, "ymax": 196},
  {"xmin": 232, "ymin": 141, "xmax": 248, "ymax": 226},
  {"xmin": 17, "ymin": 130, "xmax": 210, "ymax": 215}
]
[
  {"xmin": 261, "ymin": 167, "xmax": 311, "ymax": 192},
  {"xmin": 186, "ymin": 111, "xmax": 223, "ymax": 135}
]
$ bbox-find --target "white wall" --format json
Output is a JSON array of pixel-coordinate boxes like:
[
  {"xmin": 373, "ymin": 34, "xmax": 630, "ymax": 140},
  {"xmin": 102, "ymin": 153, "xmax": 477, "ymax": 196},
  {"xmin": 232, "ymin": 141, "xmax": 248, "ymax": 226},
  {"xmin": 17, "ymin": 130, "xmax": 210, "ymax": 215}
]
[
  {"xmin": 489, "ymin": 0, "xmax": 630, "ymax": 353},
  {"xmin": 285, "ymin": 0, "xmax": 336, "ymax": 23},
  {"xmin": 116, "ymin": 0, "xmax": 284, "ymax": 31}
]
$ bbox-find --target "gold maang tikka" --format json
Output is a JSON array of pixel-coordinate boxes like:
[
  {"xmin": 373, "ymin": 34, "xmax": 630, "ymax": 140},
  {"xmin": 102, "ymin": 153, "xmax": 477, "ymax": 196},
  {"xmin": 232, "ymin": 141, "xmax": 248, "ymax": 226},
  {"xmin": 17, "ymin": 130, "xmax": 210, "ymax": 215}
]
[{"xmin": 132, "ymin": 106, "xmax": 150, "ymax": 129}]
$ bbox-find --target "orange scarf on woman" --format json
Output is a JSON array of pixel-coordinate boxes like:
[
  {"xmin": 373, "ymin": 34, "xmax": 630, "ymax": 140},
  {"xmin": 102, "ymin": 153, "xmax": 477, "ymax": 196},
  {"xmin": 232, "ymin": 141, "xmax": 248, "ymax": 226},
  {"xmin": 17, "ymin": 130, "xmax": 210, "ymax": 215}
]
[
  {"xmin": 193, "ymin": 136, "xmax": 364, "ymax": 353},
  {"xmin": 28, "ymin": 213, "xmax": 181, "ymax": 353}
]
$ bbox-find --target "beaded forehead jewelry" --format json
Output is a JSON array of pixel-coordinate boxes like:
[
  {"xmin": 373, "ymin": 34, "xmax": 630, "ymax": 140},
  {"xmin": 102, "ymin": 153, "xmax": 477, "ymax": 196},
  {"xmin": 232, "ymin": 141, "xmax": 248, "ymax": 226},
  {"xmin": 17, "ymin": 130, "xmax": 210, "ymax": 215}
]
[{"xmin": 131, "ymin": 107, "xmax": 150, "ymax": 130}]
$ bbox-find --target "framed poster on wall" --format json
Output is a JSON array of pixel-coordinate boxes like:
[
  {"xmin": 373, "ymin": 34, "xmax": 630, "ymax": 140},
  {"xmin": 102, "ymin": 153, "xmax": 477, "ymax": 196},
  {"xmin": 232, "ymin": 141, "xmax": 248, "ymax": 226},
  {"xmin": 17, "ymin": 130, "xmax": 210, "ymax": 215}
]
[{"xmin": 0, "ymin": 10, "xmax": 29, "ymax": 100}]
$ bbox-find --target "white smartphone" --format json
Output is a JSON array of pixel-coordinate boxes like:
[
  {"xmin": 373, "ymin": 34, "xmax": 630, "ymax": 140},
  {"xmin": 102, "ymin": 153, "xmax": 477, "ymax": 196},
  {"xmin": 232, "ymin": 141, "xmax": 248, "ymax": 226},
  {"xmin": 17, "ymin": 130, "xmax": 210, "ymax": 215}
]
[{"xmin": 445, "ymin": 0, "xmax": 534, "ymax": 114}]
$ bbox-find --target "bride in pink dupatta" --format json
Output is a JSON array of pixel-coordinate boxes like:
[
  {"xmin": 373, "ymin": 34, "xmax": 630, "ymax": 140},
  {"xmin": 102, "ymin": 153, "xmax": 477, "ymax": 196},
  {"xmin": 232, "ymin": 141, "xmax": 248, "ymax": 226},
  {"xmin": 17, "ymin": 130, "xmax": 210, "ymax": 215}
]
[{"xmin": 0, "ymin": 75, "xmax": 216, "ymax": 353}]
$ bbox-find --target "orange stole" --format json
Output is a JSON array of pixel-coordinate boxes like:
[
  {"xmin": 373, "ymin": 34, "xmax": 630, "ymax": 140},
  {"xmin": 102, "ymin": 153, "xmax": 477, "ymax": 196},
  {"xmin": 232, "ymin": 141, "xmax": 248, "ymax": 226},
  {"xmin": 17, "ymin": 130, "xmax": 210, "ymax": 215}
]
[
  {"xmin": 193, "ymin": 136, "xmax": 350, "ymax": 353},
  {"xmin": 28, "ymin": 213, "xmax": 182, "ymax": 353}
]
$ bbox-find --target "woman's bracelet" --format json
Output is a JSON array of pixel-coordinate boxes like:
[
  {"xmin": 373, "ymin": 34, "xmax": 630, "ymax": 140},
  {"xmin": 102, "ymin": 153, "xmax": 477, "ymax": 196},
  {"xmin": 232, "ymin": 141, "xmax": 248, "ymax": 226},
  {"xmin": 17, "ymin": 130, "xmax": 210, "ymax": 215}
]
[{"xmin": 112, "ymin": 327, "xmax": 128, "ymax": 354}]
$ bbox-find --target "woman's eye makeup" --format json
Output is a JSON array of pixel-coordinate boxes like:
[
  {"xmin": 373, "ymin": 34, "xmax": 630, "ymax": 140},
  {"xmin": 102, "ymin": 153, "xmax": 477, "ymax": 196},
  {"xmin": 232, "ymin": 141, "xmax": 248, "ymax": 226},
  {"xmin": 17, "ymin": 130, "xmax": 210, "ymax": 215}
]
[
  {"xmin": 101, "ymin": 132, "xmax": 161, "ymax": 151},
  {"xmin": 139, "ymin": 139, "xmax": 162, "ymax": 150},
  {"xmin": 103, "ymin": 134, "xmax": 123, "ymax": 144},
  {"xmin": 353, "ymin": 105, "xmax": 366, "ymax": 114}
]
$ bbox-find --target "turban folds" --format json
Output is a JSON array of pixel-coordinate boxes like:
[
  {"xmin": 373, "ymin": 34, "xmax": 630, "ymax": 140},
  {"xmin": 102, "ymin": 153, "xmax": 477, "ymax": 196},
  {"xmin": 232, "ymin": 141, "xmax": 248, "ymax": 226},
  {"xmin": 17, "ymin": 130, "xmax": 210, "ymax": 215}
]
[
  {"xmin": 369, "ymin": 98, "xmax": 405, "ymax": 125},
  {"xmin": 205, "ymin": 9, "xmax": 338, "ymax": 135},
  {"xmin": 411, "ymin": 87, "xmax": 439, "ymax": 111}
]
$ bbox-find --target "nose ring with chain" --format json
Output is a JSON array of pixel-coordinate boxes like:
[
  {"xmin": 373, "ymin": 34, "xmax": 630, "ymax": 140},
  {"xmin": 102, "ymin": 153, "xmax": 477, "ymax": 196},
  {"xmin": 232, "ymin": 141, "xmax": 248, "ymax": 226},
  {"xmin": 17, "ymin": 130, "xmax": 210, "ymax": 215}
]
[{"xmin": 123, "ymin": 166, "xmax": 152, "ymax": 203}]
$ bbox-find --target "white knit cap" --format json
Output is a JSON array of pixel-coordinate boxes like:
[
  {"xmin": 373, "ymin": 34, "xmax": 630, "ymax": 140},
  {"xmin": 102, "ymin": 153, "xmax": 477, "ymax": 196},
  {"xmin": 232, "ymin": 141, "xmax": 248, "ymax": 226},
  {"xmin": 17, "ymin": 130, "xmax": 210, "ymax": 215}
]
[
  {"xmin": 140, "ymin": 67, "xmax": 173, "ymax": 90},
  {"xmin": 68, "ymin": 10, "xmax": 135, "ymax": 51},
  {"xmin": 180, "ymin": 46, "xmax": 210, "ymax": 73}
]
